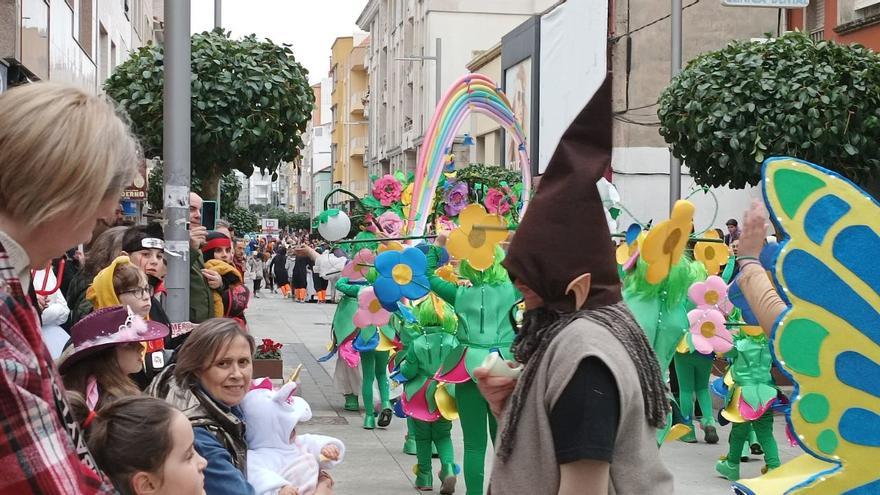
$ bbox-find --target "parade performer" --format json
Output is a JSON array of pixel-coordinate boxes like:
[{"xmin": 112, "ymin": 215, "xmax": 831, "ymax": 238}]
[
  {"xmin": 395, "ymin": 295, "xmax": 459, "ymax": 493},
  {"xmin": 201, "ymin": 231, "xmax": 250, "ymax": 326},
  {"xmin": 715, "ymin": 326, "xmax": 780, "ymax": 481},
  {"xmin": 482, "ymin": 76, "xmax": 673, "ymax": 494},
  {"xmin": 241, "ymin": 380, "xmax": 343, "ymax": 495},
  {"xmin": 336, "ymin": 275, "xmax": 395, "ymax": 429},
  {"xmin": 672, "ymin": 248, "xmax": 737, "ymax": 444},
  {"xmin": 428, "ymin": 243, "xmax": 520, "ymax": 495}
]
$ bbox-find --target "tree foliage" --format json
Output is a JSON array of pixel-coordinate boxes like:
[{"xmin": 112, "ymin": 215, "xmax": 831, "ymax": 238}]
[
  {"xmin": 226, "ymin": 206, "xmax": 260, "ymax": 235},
  {"xmin": 266, "ymin": 207, "xmax": 289, "ymax": 230},
  {"xmin": 288, "ymin": 213, "xmax": 311, "ymax": 231},
  {"xmin": 105, "ymin": 29, "xmax": 314, "ymax": 198},
  {"xmin": 658, "ymin": 32, "xmax": 880, "ymax": 189},
  {"xmin": 147, "ymin": 161, "xmax": 241, "ymax": 214}
]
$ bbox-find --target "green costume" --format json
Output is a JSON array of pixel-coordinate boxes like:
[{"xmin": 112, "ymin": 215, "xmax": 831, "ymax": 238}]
[
  {"xmin": 427, "ymin": 247, "xmax": 520, "ymax": 495},
  {"xmin": 395, "ymin": 297, "xmax": 459, "ymax": 492},
  {"xmin": 715, "ymin": 332, "xmax": 781, "ymax": 481},
  {"xmin": 672, "ymin": 255, "xmax": 736, "ymax": 443},
  {"xmin": 623, "ymin": 256, "xmax": 707, "ymax": 443},
  {"xmin": 335, "ymin": 277, "xmax": 395, "ymax": 429}
]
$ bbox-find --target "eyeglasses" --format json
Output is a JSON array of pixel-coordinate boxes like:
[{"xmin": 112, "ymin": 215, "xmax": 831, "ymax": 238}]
[{"xmin": 120, "ymin": 287, "xmax": 151, "ymax": 299}]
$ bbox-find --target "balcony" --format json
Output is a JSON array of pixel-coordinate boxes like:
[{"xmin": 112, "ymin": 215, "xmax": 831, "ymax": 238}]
[
  {"xmin": 350, "ymin": 136, "xmax": 366, "ymax": 157},
  {"xmin": 809, "ymin": 29, "xmax": 824, "ymax": 41},
  {"xmin": 350, "ymin": 93, "xmax": 365, "ymax": 115}
]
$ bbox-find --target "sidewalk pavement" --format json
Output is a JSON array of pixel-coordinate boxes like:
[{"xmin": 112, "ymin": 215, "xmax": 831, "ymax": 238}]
[{"xmin": 246, "ymin": 291, "xmax": 802, "ymax": 495}]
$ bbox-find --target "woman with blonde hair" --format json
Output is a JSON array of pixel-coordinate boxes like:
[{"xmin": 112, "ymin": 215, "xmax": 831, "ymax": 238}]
[{"xmin": 0, "ymin": 82, "xmax": 140, "ymax": 494}]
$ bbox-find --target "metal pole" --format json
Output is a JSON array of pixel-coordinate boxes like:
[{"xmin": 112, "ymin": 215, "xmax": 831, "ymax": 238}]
[
  {"xmin": 163, "ymin": 0, "xmax": 191, "ymax": 323},
  {"xmin": 434, "ymin": 37, "xmax": 442, "ymax": 104},
  {"xmin": 669, "ymin": 0, "xmax": 682, "ymax": 213},
  {"xmin": 214, "ymin": 0, "xmax": 222, "ymax": 28},
  {"xmin": 213, "ymin": 0, "xmax": 222, "ymax": 216}
]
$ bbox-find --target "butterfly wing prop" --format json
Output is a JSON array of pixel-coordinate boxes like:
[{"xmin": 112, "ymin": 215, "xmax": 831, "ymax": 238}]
[{"xmin": 735, "ymin": 157, "xmax": 880, "ymax": 495}]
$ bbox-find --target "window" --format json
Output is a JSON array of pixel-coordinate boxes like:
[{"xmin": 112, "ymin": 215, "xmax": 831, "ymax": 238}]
[
  {"xmin": 314, "ymin": 127, "xmax": 323, "ymax": 137},
  {"xmin": 806, "ymin": 0, "xmax": 826, "ymax": 40}
]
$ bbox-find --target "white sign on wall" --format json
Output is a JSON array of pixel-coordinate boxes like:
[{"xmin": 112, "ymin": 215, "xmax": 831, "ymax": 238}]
[{"xmin": 722, "ymin": 0, "xmax": 809, "ymax": 7}]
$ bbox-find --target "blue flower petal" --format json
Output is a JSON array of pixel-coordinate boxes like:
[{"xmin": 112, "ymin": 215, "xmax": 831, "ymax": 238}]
[
  {"xmin": 401, "ymin": 247, "xmax": 428, "ymax": 275},
  {"xmin": 375, "ymin": 251, "xmax": 401, "ymax": 276},
  {"xmin": 374, "ymin": 276, "xmax": 403, "ymax": 306},
  {"xmin": 401, "ymin": 276, "xmax": 431, "ymax": 300}
]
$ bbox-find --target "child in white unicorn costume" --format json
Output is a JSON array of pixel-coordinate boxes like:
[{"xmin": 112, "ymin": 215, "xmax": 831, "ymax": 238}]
[{"xmin": 241, "ymin": 379, "xmax": 346, "ymax": 495}]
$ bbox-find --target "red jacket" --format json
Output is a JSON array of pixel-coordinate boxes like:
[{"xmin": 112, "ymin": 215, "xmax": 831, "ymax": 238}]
[{"xmin": 0, "ymin": 240, "xmax": 115, "ymax": 494}]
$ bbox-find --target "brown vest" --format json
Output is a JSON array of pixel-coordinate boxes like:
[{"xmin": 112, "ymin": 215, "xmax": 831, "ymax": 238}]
[{"xmin": 490, "ymin": 318, "xmax": 674, "ymax": 494}]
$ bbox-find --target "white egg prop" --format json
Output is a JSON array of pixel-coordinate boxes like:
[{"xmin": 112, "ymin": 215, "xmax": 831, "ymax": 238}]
[{"xmin": 318, "ymin": 210, "xmax": 351, "ymax": 242}]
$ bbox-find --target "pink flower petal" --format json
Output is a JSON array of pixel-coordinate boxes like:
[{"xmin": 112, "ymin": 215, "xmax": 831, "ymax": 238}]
[{"xmin": 691, "ymin": 334, "xmax": 714, "ymax": 354}]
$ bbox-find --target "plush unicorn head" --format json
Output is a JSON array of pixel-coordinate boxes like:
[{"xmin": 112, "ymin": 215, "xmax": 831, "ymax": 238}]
[{"xmin": 240, "ymin": 378, "xmax": 312, "ymax": 450}]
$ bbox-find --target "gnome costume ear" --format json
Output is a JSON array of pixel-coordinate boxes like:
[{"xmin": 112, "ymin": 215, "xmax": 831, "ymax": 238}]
[
  {"xmin": 504, "ymin": 75, "xmax": 621, "ymax": 313},
  {"xmin": 566, "ymin": 273, "xmax": 592, "ymax": 310}
]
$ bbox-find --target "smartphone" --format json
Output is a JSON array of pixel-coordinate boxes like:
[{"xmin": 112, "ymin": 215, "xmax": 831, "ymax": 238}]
[{"xmin": 201, "ymin": 201, "xmax": 218, "ymax": 230}]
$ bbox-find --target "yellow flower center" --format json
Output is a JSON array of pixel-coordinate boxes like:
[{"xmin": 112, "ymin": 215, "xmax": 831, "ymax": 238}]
[
  {"xmin": 663, "ymin": 228, "xmax": 682, "ymax": 254},
  {"xmin": 467, "ymin": 227, "xmax": 487, "ymax": 248},
  {"xmin": 369, "ymin": 299, "xmax": 382, "ymax": 314},
  {"xmin": 705, "ymin": 290, "xmax": 719, "ymax": 305},
  {"xmin": 700, "ymin": 321, "xmax": 716, "ymax": 339},
  {"xmin": 392, "ymin": 263, "xmax": 413, "ymax": 285},
  {"xmin": 705, "ymin": 245, "xmax": 716, "ymax": 259}
]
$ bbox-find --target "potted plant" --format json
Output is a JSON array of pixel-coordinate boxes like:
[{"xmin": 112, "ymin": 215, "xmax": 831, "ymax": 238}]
[{"xmin": 253, "ymin": 338, "xmax": 284, "ymax": 379}]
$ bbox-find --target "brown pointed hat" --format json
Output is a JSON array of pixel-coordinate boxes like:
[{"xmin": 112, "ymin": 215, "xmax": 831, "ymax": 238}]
[{"xmin": 503, "ymin": 75, "xmax": 621, "ymax": 312}]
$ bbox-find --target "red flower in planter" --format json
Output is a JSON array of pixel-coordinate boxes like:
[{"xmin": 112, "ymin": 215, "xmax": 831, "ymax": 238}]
[{"xmin": 255, "ymin": 338, "xmax": 283, "ymax": 360}]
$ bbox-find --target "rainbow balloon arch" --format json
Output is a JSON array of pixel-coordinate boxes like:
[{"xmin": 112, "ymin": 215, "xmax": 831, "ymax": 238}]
[{"xmin": 406, "ymin": 74, "xmax": 532, "ymax": 237}]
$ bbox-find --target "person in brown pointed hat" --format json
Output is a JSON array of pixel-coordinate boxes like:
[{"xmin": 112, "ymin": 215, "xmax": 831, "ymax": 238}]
[{"xmin": 478, "ymin": 76, "xmax": 674, "ymax": 494}]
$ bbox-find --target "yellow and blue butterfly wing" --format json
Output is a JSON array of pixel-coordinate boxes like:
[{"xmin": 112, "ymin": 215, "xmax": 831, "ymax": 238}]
[{"xmin": 736, "ymin": 157, "xmax": 880, "ymax": 495}]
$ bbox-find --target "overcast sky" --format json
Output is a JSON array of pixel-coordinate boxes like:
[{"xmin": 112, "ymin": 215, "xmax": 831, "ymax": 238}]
[{"xmin": 190, "ymin": 0, "xmax": 368, "ymax": 84}]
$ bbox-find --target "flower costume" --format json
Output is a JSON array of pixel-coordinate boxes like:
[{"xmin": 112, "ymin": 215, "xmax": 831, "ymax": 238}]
[
  {"xmin": 715, "ymin": 329, "xmax": 781, "ymax": 481},
  {"xmin": 622, "ymin": 251, "xmax": 708, "ymax": 444},
  {"xmin": 427, "ymin": 245, "xmax": 520, "ymax": 495},
  {"xmin": 393, "ymin": 296, "xmax": 460, "ymax": 493},
  {"xmin": 335, "ymin": 276, "xmax": 397, "ymax": 429}
]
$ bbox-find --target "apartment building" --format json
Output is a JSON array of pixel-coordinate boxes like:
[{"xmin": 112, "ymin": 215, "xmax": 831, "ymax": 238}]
[
  {"xmin": 356, "ymin": 0, "xmax": 556, "ymax": 178},
  {"xmin": 302, "ymin": 78, "xmax": 333, "ymax": 219},
  {"xmin": 789, "ymin": 0, "xmax": 880, "ymax": 48},
  {"xmin": 1, "ymin": 0, "xmax": 163, "ymax": 92},
  {"xmin": 329, "ymin": 35, "xmax": 370, "ymax": 201}
]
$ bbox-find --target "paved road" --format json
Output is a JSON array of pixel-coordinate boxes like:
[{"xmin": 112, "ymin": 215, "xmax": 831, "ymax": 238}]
[{"xmin": 246, "ymin": 291, "xmax": 802, "ymax": 494}]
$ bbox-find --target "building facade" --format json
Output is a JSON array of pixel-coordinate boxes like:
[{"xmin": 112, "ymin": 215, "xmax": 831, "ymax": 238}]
[
  {"xmin": 609, "ymin": 0, "xmax": 778, "ymax": 227},
  {"xmin": 302, "ymin": 78, "xmax": 333, "ymax": 219},
  {"xmin": 1, "ymin": 0, "xmax": 162, "ymax": 92},
  {"xmin": 788, "ymin": 0, "xmax": 880, "ymax": 48},
  {"xmin": 329, "ymin": 35, "xmax": 370, "ymax": 201},
  {"xmin": 356, "ymin": 0, "xmax": 556, "ymax": 178}
]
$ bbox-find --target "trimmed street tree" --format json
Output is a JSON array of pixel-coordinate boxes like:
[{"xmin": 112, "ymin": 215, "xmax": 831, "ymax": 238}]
[
  {"xmin": 105, "ymin": 28, "xmax": 314, "ymax": 200},
  {"xmin": 658, "ymin": 32, "xmax": 880, "ymax": 189}
]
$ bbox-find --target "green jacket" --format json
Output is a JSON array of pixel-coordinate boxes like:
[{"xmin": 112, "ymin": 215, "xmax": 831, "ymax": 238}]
[
  {"xmin": 726, "ymin": 333, "xmax": 777, "ymax": 414},
  {"xmin": 399, "ymin": 328, "xmax": 459, "ymax": 398},
  {"xmin": 190, "ymin": 248, "xmax": 214, "ymax": 323},
  {"xmin": 426, "ymin": 250, "xmax": 520, "ymax": 377}
]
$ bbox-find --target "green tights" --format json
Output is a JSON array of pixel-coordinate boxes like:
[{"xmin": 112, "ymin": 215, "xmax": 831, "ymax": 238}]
[
  {"xmin": 674, "ymin": 352, "xmax": 716, "ymax": 427},
  {"xmin": 413, "ymin": 419, "xmax": 454, "ymax": 481},
  {"xmin": 457, "ymin": 380, "xmax": 497, "ymax": 495},
  {"xmin": 726, "ymin": 412, "xmax": 780, "ymax": 469},
  {"xmin": 360, "ymin": 350, "xmax": 390, "ymax": 415}
]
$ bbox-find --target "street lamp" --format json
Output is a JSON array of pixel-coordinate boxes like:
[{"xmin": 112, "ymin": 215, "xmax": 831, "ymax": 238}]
[{"xmin": 396, "ymin": 37, "xmax": 441, "ymax": 105}]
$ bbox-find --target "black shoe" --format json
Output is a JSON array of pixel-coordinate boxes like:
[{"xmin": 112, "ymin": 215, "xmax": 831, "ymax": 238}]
[
  {"xmin": 377, "ymin": 407, "xmax": 393, "ymax": 427},
  {"xmin": 704, "ymin": 425, "xmax": 719, "ymax": 444},
  {"xmin": 751, "ymin": 443, "xmax": 764, "ymax": 456}
]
